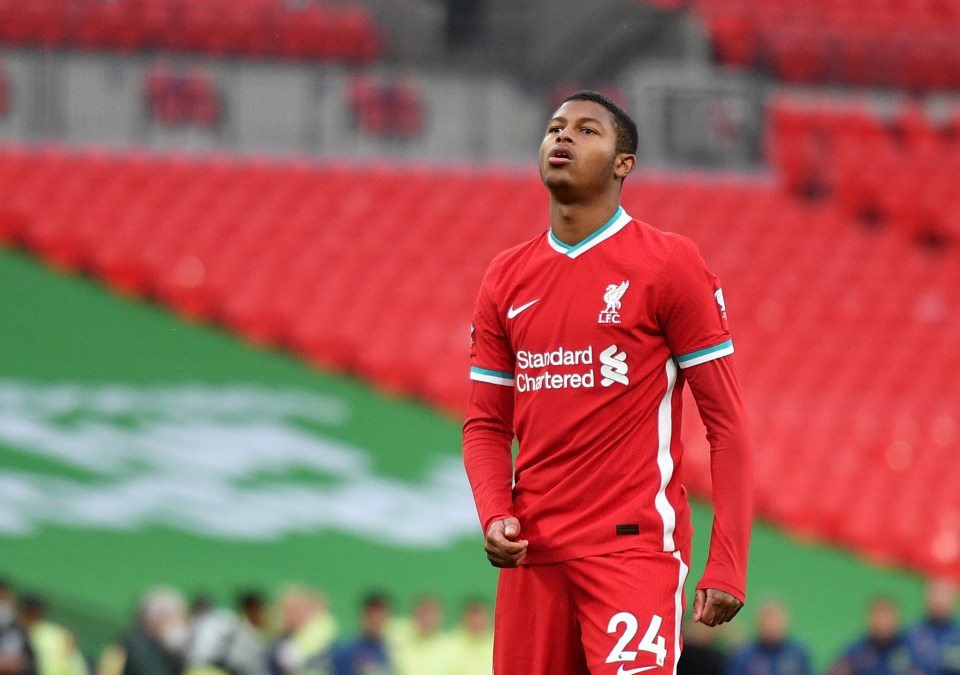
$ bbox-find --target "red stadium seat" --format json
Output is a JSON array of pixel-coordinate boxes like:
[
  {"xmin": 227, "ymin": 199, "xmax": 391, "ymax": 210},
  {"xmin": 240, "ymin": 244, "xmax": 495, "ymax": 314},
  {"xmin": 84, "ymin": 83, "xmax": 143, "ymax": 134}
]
[{"xmin": 704, "ymin": 11, "xmax": 758, "ymax": 68}]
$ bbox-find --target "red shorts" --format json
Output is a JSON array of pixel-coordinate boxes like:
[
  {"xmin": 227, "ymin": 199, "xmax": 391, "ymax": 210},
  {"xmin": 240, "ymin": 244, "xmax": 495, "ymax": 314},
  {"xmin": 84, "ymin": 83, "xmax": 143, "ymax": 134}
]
[{"xmin": 493, "ymin": 547, "xmax": 690, "ymax": 675}]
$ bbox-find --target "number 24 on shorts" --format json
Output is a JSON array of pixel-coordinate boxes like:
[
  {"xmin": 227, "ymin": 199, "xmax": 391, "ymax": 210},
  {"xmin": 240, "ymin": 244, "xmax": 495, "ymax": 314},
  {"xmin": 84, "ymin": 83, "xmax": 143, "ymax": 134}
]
[{"xmin": 606, "ymin": 612, "xmax": 668, "ymax": 673}]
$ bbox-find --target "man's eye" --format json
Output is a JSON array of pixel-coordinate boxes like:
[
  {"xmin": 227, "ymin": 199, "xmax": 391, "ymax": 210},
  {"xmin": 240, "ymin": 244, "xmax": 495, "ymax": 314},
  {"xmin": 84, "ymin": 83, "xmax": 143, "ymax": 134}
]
[
  {"xmin": 582, "ymin": 128, "xmax": 596, "ymax": 135},
  {"xmin": 548, "ymin": 126, "xmax": 562, "ymax": 133}
]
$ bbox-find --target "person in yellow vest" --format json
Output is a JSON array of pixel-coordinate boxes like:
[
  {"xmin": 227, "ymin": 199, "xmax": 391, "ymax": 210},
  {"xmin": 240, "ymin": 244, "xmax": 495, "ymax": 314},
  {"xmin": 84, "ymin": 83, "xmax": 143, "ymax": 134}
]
[
  {"xmin": 390, "ymin": 596, "xmax": 453, "ymax": 675},
  {"xmin": 447, "ymin": 599, "xmax": 493, "ymax": 675},
  {"xmin": 19, "ymin": 595, "xmax": 88, "ymax": 675},
  {"xmin": 267, "ymin": 587, "xmax": 338, "ymax": 675}
]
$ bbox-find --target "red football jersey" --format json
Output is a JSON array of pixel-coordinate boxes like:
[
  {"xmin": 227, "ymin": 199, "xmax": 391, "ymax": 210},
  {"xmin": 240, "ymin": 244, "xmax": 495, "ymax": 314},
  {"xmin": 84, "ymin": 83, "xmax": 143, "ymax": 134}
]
[{"xmin": 465, "ymin": 207, "xmax": 740, "ymax": 567}]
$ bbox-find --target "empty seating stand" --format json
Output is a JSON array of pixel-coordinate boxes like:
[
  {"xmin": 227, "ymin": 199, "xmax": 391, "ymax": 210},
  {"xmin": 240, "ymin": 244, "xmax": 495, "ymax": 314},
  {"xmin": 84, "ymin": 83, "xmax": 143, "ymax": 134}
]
[
  {"xmin": 0, "ymin": 0, "xmax": 380, "ymax": 63},
  {"xmin": 694, "ymin": 0, "xmax": 960, "ymax": 90},
  {"xmin": 0, "ymin": 144, "xmax": 958, "ymax": 582},
  {"xmin": 767, "ymin": 97, "xmax": 960, "ymax": 246}
]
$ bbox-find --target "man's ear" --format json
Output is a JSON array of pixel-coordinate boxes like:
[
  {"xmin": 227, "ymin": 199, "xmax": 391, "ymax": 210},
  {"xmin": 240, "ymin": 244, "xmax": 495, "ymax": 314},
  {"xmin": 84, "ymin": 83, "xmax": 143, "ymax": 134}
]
[{"xmin": 615, "ymin": 153, "xmax": 636, "ymax": 181}]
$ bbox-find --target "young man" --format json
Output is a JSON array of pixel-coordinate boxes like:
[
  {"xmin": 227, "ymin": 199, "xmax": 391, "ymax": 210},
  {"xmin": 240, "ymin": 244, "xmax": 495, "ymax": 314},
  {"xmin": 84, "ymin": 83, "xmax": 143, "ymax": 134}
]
[{"xmin": 462, "ymin": 91, "xmax": 753, "ymax": 675}]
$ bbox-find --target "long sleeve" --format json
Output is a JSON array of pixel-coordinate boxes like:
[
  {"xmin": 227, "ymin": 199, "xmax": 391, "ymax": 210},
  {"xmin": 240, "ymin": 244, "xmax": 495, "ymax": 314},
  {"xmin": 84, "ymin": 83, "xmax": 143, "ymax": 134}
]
[
  {"xmin": 462, "ymin": 379, "xmax": 516, "ymax": 533},
  {"xmin": 463, "ymin": 276, "xmax": 517, "ymax": 534},
  {"xmin": 683, "ymin": 354, "xmax": 753, "ymax": 603}
]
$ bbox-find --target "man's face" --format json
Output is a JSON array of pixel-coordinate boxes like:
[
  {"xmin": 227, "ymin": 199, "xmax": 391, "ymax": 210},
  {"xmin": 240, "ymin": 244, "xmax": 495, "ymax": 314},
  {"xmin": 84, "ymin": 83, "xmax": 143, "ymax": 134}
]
[
  {"xmin": 463, "ymin": 604, "xmax": 489, "ymax": 634},
  {"xmin": 757, "ymin": 602, "xmax": 788, "ymax": 643},
  {"xmin": 926, "ymin": 579, "xmax": 957, "ymax": 620},
  {"xmin": 413, "ymin": 599, "xmax": 442, "ymax": 633},
  {"xmin": 867, "ymin": 601, "xmax": 899, "ymax": 640},
  {"xmin": 539, "ymin": 99, "xmax": 625, "ymax": 198},
  {"xmin": 362, "ymin": 603, "xmax": 390, "ymax": 636}
]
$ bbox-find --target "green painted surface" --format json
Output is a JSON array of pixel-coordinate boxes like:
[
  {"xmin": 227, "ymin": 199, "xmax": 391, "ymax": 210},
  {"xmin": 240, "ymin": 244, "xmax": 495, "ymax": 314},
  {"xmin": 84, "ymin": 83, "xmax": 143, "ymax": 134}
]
[{"xmin": 0, "ymin": 248, "xmax": 929, "ymax": 668}]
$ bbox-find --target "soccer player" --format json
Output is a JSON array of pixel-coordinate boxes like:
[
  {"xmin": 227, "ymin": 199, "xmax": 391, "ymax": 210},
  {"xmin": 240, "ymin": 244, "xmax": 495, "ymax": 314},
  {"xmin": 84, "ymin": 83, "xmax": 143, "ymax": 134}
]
[{"xmin": 462, "ymin": 91, "xmax": 753, "ymax": 675}]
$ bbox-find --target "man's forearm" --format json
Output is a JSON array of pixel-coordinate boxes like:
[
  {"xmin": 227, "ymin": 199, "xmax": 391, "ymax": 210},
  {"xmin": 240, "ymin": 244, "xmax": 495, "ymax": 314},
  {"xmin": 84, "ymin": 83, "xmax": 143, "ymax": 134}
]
[
  {"xmin": 684, "ymin": 355, "xmax": 754, "ymax": 602},
  {"xmin": 463, "ymin": 431, "xmax": 515, "ymax": 532},
  {"xmin": 463, "ymin": 380, "xmax": 516, "ymax": 532}
]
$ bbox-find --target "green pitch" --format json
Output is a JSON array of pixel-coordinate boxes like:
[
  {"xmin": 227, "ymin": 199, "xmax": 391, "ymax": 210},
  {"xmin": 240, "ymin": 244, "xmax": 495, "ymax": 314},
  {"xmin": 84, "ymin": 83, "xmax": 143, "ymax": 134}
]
[{"xmin": 0, "ymin": 248, "xmax": 925, "ymax": 666}]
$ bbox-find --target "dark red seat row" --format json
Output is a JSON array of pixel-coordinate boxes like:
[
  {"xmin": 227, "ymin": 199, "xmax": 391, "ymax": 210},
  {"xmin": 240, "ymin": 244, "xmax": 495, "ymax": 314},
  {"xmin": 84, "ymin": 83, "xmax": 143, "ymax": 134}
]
[
  {"xmin": 696, "ymin": 0, "xmax": 960, "ymax": 89},
  {"xmin": 768, "ymin": 97, "xmax": 960, "ymax": 245},
  {"xmin": 0, "ymin": 0, "xmax": 380, "ymax": 63}
]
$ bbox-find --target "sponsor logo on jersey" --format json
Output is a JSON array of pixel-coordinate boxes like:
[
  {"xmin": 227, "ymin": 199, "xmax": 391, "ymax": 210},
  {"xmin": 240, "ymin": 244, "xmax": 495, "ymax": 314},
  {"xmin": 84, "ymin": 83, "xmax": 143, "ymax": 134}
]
[
  {"xmin": 515, "ymin": 347, "xmax": 595, "ymax": 392},
  {"xmin": 599, "ymin": 345, "xmax": 629, "ymax": 387},
  {"xmin": 516, "ymin": 346, "xmax": 593, "ymax": 369},
  {"xmin": 514, "ymin": 345, "xmax": 629, "ymax": 392},
  {"xmin": 599, "ymin": 281, "xmax": 630, "ymax": 324}
]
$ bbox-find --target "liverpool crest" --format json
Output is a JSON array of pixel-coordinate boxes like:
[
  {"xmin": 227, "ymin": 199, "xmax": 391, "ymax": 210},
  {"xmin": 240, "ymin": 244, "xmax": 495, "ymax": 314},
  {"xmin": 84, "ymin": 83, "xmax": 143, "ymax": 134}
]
[{"xmin": 598, "ymin": 281, "xmax": 629, "ymax": 324}]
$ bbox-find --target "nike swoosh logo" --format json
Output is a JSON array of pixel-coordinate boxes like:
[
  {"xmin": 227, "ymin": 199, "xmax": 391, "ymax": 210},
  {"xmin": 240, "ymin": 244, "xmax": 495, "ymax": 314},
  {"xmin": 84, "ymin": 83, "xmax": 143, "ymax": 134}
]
[
  {"xmin": 507, "ymin": 299, "xmax": 539, "ymax": 319},
  {"xmin": 617, "ymin": 666, "xmax": 658, "ymax": 675}
]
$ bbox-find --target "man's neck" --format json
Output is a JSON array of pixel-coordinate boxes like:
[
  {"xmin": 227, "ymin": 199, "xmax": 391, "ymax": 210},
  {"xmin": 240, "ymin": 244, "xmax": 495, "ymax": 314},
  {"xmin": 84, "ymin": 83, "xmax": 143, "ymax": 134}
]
[{"xmin": 549, "ymin": 200, "xmax": 621, "ymax": 247}]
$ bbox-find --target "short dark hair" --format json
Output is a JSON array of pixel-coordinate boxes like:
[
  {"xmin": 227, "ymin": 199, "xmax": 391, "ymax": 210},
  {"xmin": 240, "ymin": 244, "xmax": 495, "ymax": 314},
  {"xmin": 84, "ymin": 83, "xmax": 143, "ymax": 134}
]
[
  {"xmin": 236, "ymin": 590, "xmax": 265, "ymax": 613},
  {"xmin": 20, "ymin": 594, "xmax": 45, "ymax": 616},
  {"xmin": 560, "ymin": 90, "xmax": 638, "ymax": 157},
  {"xmin": 362, "ymin": 591, "xmax": 391, "ymax": 611}
]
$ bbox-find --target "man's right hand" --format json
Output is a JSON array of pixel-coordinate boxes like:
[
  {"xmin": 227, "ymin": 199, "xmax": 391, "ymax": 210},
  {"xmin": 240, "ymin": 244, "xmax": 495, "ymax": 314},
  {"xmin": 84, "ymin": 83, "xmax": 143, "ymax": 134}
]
[{"xmin": 484, "ymin": 517, "xmax": 529, "ymax": 568}]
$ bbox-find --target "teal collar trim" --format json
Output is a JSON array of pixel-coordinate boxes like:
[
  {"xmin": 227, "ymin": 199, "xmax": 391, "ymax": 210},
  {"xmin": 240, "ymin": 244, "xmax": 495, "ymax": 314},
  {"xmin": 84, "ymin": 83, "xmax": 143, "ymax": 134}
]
[{"xmin": 547, "ymin": 206, "xmax": 631, "ymax": 259}]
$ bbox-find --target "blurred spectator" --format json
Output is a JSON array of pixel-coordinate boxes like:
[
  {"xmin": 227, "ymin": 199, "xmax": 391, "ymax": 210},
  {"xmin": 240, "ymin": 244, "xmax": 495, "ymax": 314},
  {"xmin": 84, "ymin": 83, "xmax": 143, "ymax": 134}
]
[
  {"xmin": 225, "ymin": 592, "xmax": 268, "ymax": 675},
  {"xmin": 906, "ymin": 579, "xmax": 960, "ymax": 675},
  {"xmin": 122, "ymin": 588, "xmax": 188, "ymax": 675},
  {"xmin": 237, "ymin": 594, "xmax": 265, "ymax": 634},
  {"xmin": 447, "ymin": 599, "xmax": 493, "ymax": 675},
  {"xmin": 330, "ymin": 593, "xmax": 392, "ymax": 675},
  {"xmin": 679, "ymin": 618, "xmax": 728, "ymax": 675},
  {"xmin": 0, "ymin": 580, "xmax": 37, "ymax": 675},
  {"xmin": 391, "ymin": 596, "xmax": 451, "ymax": 675},
  {"xmin": 184, "ymin": 595, "xmax": 228, "ymax": 675},
  {"xmin": 18, "ymin": 595, "xmax": 88, "ymax": 675},
  {"xmin": 267, "ymin": 588, "xmax": 337, "ymax": 675},
  {"xmin": 725, "ymin": 600, "xmax": 810, "ymax": 675},
  {"xmin": 183, "ymin": 593, "xmax": 265, "ymax": 675},
  {"xmin": 96, "ymin": 644, "xmax": 125, "ymax": 675},
  {"xmin": 830, "ymin": 597, "xmax": 923, "ymax": 675}
]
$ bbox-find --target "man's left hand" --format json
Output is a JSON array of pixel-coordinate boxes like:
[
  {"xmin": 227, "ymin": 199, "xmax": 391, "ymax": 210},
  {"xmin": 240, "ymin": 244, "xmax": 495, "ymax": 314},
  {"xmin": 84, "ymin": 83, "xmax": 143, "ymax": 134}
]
[{"xmin": 692, "ymin": 588, "xmax": 743, "ymax": 627}]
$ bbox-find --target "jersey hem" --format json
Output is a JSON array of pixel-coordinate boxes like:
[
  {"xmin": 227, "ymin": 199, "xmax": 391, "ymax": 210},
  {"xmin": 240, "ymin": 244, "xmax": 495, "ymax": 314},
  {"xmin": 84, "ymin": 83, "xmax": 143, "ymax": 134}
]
[{"xmin": 519, "ymin": 533, "xmax": 693, "ymax": 566}]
